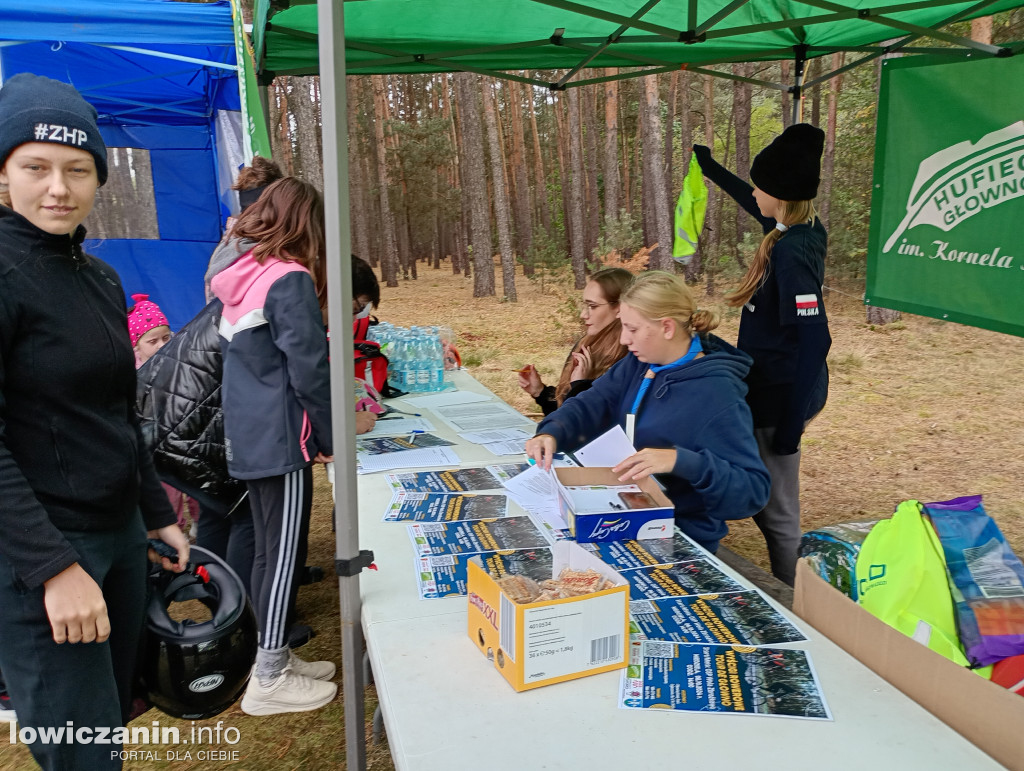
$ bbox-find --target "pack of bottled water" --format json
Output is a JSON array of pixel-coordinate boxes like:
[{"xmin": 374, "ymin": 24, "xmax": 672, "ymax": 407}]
[{"xmin": 366, "ymin": 322, "xmax": 451, "ymax": 393}]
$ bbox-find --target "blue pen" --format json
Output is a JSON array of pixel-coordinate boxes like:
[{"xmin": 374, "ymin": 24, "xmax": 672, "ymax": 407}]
[{"xmin": 407, "ymin": 430, "xmax": 425, "ymax": 443}]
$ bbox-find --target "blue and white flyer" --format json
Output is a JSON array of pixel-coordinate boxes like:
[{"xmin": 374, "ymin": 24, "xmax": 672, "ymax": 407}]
[
  {"xmin": 386, "ymin": 466, "xmax": 506, "ymax": 494},
  {"xmin": 383, "ymin": 492, "xmax": 510, "ymax": 522},
  {"xmin": 408, "ymin": 515, "xmax": 550, "ymax": 557},
  {"xmin": 629, "ymin": 592, "xmax": 807, "ymax": 646},
  {"xmin": 415, "ymin": 547, "xmax": 554, "ymax": 599},
  {"xmin": 620, "ymin": 641, "xmax": 831, "ymax": 720},
  {"xmin": 622, "ymin": 560, "xmax": 746, "ymax": 599},
  {"xmin": 579, "ymin": 532, "xmax": 706, "ymax": 571}
]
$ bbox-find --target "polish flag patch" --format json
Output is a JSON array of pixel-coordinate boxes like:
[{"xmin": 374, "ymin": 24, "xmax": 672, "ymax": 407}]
[{"xmin": 795, "ymin": 293, "xmax": 819, "ymax": 317}]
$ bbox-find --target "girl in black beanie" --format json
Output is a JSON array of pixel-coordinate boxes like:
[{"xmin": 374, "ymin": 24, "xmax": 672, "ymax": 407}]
[
  {"xmin": 0, "ymin": 73, "xmax": 188, "ymax": 770},
  {"xmin": 692, "ymin": 124, "xmax": 832, "ymax": 586}
]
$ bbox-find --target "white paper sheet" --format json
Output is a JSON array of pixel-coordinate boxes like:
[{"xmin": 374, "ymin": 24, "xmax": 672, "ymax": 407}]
[
  {"xmin": 356, "ymin": 446, "xmax": 461, "ymax": 474},
  {"xmin": 363, "ymin": 417, "xmax": 437, "ymax": 437},
  {"xmin": 481, "ymin": 439, "xmax": 528, "ymax": 456},
  {"xmin": 499, "ymin": 464, "xmax": 568, "ymax": 530},
  {"xmin": 458, "ymin": 427, "xmax": 534, "ymax": 445},
  {"xmin": 574, "ymin": 424, "xmax": 637, "ymax": 468},
  {"xmin": 401, "ymin": 391, "xmax": 491, "ymax": 408},
  {"xmin": 433, "ymin": 401, "xmax": 533, "ymax": 432}
]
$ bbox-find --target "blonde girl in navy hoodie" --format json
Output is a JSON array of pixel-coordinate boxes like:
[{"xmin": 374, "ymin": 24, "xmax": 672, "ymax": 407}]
[
  {"xmin": 211, "ymin": 177, "xmax": 337, "ymax": 716},
  {"xmin": 526, "ymin": 272, "xmax": 769, "ymax": 553}
]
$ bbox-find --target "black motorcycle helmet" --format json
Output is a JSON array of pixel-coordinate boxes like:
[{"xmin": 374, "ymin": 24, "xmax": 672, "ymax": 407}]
[{"xmin": 138, "ymin": 546, "xmax": 258, "ymax": 720}]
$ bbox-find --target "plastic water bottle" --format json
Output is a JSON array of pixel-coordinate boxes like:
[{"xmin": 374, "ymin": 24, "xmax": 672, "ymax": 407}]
[
  {"xmin": 428, "ymin": 334, "xmax": 445, "ymax": 391},
  {"xmin": 415, "ymin": 333, "xmax": 431, "ymax": 392},
  {"xmin": 398, "ymin": 334, "xmax": 417, "ymax": 392}
]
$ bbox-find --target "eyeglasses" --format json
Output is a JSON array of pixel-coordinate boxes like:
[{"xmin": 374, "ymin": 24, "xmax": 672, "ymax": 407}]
[{"xmin": 579, "ymin": 301, "xmax": 616, "ymax": 313}]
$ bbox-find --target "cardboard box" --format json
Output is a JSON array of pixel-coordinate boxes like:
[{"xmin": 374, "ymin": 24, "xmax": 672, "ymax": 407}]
[
  {"xmin": 467, "ymin": 541, "xmax": 629, "ymax": 691},
  {"xmin": 553, "ymin": 467, "xmax": 674, "ymax": 543},
  {"xmin": 793, "ymin": 558, "xmax": 1024, "ymax": 770}
]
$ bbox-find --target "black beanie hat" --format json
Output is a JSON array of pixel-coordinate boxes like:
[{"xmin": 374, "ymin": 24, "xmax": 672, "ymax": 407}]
[
  {"xmin": 0, "ymin": 73, "xmax": 108, "ymax": 185},
  {"xmin": 749, "ymin": 123, "xmax": 824, "ymax": 201}
]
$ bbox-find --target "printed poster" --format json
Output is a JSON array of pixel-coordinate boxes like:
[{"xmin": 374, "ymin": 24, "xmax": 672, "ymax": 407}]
[
  {"xmin": 580, "ymin": 533, "xmax": 706, "ymax": 571},
  {"xmin": 383, "ymin": 492, "xmax": 509, "ymax": 522},
  {"xmin": 629, "ymin": 592, "xmax": 807, "ymax": 646},
  {"xmin": 357, "ymin": 433, "xmax": 455, "ymax": 455},
  {"xmin": 621, "ymin": 641, "xmax": 831, "ymax": 720},
  {"xmin": 415, "ymin": 548, "xmax": 554, "ymax": 599},
  {"xmin": 623, "ymin": 560, "xmax": 746, "ymax": 599},
  {"xmin": 386, "ymin": 466, "xmax": 505, "ymax": 494},
  {"xmin": 408, "ymin": 515, "xmax": 550, "ymax": 557}
]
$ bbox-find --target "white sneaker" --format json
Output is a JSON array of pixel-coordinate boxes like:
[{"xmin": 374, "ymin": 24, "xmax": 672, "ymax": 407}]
[
  {"xmin": 240, "ymin": 670, "xmax": 337, "ymax": 716},
  {"xmin": 286, "ymin": 651, "xmax": 336, "ymax": 681}
]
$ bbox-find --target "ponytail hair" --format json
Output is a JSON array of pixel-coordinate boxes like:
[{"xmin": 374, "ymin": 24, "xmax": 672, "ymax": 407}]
[
  {"xmin": 621, "ymin": 271, "xmax": 720, "ymax": 335},
  {"xmin": 725, "ymin": 199, "xmax": 816, "ymax": 308}
]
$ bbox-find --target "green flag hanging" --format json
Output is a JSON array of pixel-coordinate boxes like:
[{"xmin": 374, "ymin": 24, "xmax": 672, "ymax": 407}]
[
  {"xmin": 232, "ymin": 0, "xmax": 272, "ymax": 160},
  {"xmin": 674, "ymin": 157, "xmax": 708, "ymax": 264}
]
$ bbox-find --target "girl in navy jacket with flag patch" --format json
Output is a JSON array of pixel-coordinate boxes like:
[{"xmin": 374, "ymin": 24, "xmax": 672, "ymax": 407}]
[
  {"xmin": 211, "ymin": 177, "xmax": 337, "ymax": 716},
  {"xmin": 692, "ymin": 124, "xmax": 832, "ymax": 586},
  {"xmin": 526, "ymin": 272, "xmax": 770, "ymax": 553}
]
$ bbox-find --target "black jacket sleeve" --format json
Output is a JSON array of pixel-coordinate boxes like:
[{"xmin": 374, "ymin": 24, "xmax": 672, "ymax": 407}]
[
  {"xmin": 773, "ymin": 324, "xmax": 831, "ymax": 455},
  {"xmin": 693, "ymin": 145, "xmax": 775, "ymax": 234},
  {"xmin": 0, "ymin": 287, "xmax": 80, "ymax": 589},
  {"xmin": 534, "ymin": 385, "xmax": 558, "ymax": 416}
]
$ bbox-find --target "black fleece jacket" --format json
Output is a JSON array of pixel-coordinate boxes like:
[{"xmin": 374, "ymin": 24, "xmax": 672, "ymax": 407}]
[
  {"xmin": 0, "ymin": 206, "xmax": 175, "ymax": 590},
  {"xmin": 695, "ymin": 149, "xmax": 831, "ymax": 455}
]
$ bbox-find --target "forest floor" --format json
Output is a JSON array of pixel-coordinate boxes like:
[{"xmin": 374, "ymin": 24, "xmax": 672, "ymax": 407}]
[{"xmin": 2, "ymin": 258, "xmax": 1021, "ymax": 771}]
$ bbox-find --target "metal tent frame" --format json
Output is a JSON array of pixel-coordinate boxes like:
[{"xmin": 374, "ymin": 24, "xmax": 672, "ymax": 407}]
[{"xmin": 258, "ymin": 3, "xmax": 1023, "ymax": 769}]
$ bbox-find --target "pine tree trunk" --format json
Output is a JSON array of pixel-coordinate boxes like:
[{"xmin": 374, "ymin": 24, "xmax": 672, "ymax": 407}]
[
  {"xmin": 508, "ymin": 81, "xmax": 534, "ymax": 275},
  {"xmin": 270, "ymin": 78, "xmax": 295, "ymax": 175},
  {"xmin": 348, "ymin": 78, "xmax": 372, "ymax": 265},
  {"xmin": 454, "ymin": 73, "xmax": 495, "ymax": 297},
  {"xmin": 371, "ymin": 74, "xmax": 400, "ymax": 287},
  {"xmin": 809, "ymin": 58, "xmax": 822, "ymax": 127},
  {"xmin": 643, "ymin": 75, "xmax": 674, "ymax": 271},
  {"xmin": 527, "ymin": 90, "xmax": 551, "ymax": 236},
  {"xmin": 583, "ymin": 85, "xmax": 601, "ymax": 262},
  {"xmin": 483, "ymin": 81, "xmax": 518, "ymax": 302},
  {"xmin": 732, "ymin": 63, "xmax": 752, "ymax": 258},
  {"xmin": 819, "ymin": 53, "xmax": 844, "ymax": 232},
  {"xmin": 703, "ymin": 74, "xmax": 718, "ymax": 293},
  {"xmin": 567, "ymin": 88, "xmax": 587, "ymax": 289},
  {"xmin": 603, "ymin": 71, "xmax": 621, "ymax": 227},
  {"xmin": 665, "ymin": 71, "xmax": 678, "ymax": 195},
  {"xmin": 780, "ymin": 61, "xmax": 793, "ymax": 129}
]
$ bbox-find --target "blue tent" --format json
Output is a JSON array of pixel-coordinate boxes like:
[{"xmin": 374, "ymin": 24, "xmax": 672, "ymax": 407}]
[{"xmin": 0, "ymin": 0, "xmax": 247, "ymax": 329}]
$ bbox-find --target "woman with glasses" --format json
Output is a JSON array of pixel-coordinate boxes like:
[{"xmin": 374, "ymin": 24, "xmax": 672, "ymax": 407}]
[{"xmin": 517, "ymin": 267, "xmax": 633, "ymax": 416}]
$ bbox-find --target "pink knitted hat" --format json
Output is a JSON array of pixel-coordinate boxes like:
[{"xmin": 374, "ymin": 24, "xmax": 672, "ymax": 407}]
[{"xmin": 127, "ymin": 293, "xmax": 169, "ymax": 347}]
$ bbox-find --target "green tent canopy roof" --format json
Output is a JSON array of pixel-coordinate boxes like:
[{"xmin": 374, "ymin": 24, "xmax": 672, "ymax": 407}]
[{"xmin": 255, "ymin": 0, "xmax": 1022, "ymax": 85}]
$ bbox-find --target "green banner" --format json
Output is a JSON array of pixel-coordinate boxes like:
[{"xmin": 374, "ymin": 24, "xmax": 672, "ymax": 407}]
[
  {"xmin": 866, "ymin": 54, "xmax": 1024, "ymax": 337},
  {"xmin": 232, "ymin": 0, "xmax": 272, "ymax": 160}
]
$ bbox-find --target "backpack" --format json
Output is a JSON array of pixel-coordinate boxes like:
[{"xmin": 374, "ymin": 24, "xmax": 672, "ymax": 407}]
[
  {"xmin": 856, "ymin": 500, "xmax": 971, "ymax": 668},
  {"xmin": 353, "ymin": 316, "xmax": 390, "ymax": 395}
]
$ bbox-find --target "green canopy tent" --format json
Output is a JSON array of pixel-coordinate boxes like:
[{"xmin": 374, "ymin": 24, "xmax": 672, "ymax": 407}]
[
  {"xmin": 257, "ymin": 0, "xmax": 1024, "ymax": 114},
  {"xmin": 250, "ymin": 3, "xmax": 1022, "ymax": 769}
]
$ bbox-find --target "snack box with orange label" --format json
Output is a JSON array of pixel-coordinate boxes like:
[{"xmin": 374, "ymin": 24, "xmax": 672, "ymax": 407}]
[{"xmin": 467, "ymin": 541, "xmax": 629, "ymax": 692}]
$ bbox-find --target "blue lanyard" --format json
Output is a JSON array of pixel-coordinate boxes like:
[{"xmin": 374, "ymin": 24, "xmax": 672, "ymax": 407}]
[{"xmin": 629, "ymin": 335, "xmax": 703, "ymax": 416}]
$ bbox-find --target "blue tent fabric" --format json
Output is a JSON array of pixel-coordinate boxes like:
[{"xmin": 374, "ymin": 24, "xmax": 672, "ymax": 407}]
[{"xmin": 0, "ymin": 0, "xmax": 240, "ymax": 329}]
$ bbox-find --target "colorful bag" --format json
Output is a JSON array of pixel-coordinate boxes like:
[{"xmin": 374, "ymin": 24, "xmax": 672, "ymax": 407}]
[
  {"xmin": 856, "ymin": 500, "xmax": 970, "ymax": 667},
  {"xmin": 798, "ymin": 520, "xmax": 877, "ymax": 601},
  {"xmin": 353, "ymin": 316, "xmax": 390, "ymax": 395},
  {"xmin": 922, "ymin": 495, "xmax": 1024, "ymax": 668}
]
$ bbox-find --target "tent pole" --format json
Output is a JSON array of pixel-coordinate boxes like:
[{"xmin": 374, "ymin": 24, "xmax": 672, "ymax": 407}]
[
  {"xmin": 792, "ymin": 44, "xmax": 807, "ymax": 125},
  {"xmin": 317, "ymin": 2, "xmax": 367, "ymax": 771}
]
